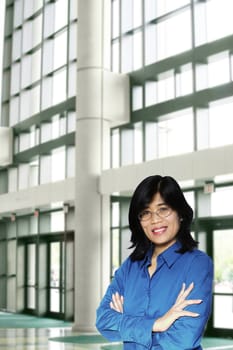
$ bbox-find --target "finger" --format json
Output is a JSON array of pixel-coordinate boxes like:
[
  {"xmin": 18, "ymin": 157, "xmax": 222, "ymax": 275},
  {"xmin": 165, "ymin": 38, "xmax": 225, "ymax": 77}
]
[
  {"xmin": 175, "ymin": 283, "xmax": 186, "ymax": 302},
  {"xmin": 181, "ymin": 299, "xmax": 202, "ymax": 307},
  {"xmin": 112, "ymin": 292, "xmax": 123, "ymax": 312},
  {"xmin": 179, "ymin": 310, "xmax": 200, "ymax": 317}
]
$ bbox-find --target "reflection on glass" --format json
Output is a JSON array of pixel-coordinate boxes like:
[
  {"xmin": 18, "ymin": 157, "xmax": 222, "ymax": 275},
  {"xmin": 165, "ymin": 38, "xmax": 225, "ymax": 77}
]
[
  {"xmin": 214, "ymin": 229, "xmax": 233, "ymax": 294},
  {"xmin": 50, "ymin": 242, "xmax": 60, "ymax": 312}
]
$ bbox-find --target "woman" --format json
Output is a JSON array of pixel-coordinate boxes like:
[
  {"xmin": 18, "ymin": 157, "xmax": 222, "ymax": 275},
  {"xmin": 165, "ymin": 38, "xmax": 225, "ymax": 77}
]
[{"xmin": 96, "ymin": 175, "xmax": 213, "ymax": 349}]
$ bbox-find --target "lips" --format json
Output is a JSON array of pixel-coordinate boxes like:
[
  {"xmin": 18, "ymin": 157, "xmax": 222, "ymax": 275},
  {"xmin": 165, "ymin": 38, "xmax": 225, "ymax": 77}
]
[{"xmin": 151, "ymin": 226, "xmax": 167, "ymax": 235}]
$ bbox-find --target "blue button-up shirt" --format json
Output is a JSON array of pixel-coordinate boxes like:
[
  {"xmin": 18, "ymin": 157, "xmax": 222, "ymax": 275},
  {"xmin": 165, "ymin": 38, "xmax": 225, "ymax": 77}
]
[{"xmin": 96, "ymin": 241, "xmax": 213, "ymax": 350}]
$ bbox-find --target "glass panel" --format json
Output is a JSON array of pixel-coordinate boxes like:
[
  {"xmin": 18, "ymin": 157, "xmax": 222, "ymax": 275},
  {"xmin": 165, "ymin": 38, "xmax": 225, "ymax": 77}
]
[
  {"xmin": 54, "ymin": 30, "xmax": 67, "ymax": 70},
  {"xmin": 211, "ymin": 186, "xmax": 233, "ymax": 216},
  {"xmin": 121, "ymin": 128, "xmax": 134, "ymax": 166},
  {"xmin": 156, "ymin": 0, "xmax": 190, "ymax": 17},
  {"xmin": 145, "ymin": 121, "xmax": 157, "ymax": 161},
  {"xmin": 53, "ymin": 69, "xmax": 67, "ymax": 104},
  {"xmin": 121, "ymin": 35, "xmax": 133, "ymax": 73},
  {"xmin": 121, "ymin": 228, "xmax": 131, "ymax": 263},
  {"xmin": 112, "ymin": 0, "xmax": 120, "ymax": 39},
  {"xmin": 51, "ymin": 147, "xmax": 66, "ymax": 182},
  {"xmin": 50, "ymin": 211, "xmax": 65, "ymax": 232},
  {"xmin": 50, "ymin": 242, "xmax": 60, "ymax": 312},
  {"xmin": 112, "ymin": 40, "xmax": 120, "ymax": 73},
  {"xmin": 207, "ymin": 52, "xmax": 230, "ymax": 88},
  {"xmin": 145, "ymin": 81, "xmax": 157, "ymax": 107},
  {"xmin": 158, "ymin": 109, "xmax": 194, "ymax": 158},
  {"xmin": 213, "ymin": 229, "xmax": 233, "ymax": 329},
  {"xmin": 133, "ymin": 30, "xmax": 142, "ymax": 70},
  {"xmin": 111, "ymin": 129, "xmax": 120, "ymax": 168},
  {"xmin": 111, "ymin": 228, "xmax": 120, "ymax": 274},
  {"xmin": 157, "ymin": 70, "xmax": 175, "ymax": 103},
  {"xmin": 134, "ymin": 122, "xmax": 143, "ymax": 164},
  {"xmin": 206, "ymin": 0, "xmax": 233, "ymax": 43},
  {"xmin": 111, "ymin": 202, "xmax": 120, "ymax": 227},
  {"xmin": 55, "ymin": 0, "xmax": 68, "ymax": 32},
  {"xmin": 132, "ymin": 86, "xmax": 143, "ymax": 111},
  {"xmin": 27, "ymin": 243, "xmax": 36, "ymax": 309},
  {"xmin": 209, "ymin": 98, "xmax": 233, "ymax": 148},
  {"xmin": 157, "ymin": 9, "xmax": 191, "ymax": 61}
]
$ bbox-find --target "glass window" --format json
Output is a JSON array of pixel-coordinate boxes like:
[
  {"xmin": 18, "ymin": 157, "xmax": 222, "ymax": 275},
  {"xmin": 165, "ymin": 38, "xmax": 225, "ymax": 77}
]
[
  {"xmin": 111, "ymin": 129, "xmax": 120, "ymax": 168},
  {"xmin": 8, "ymin": 168, "xmax": 18, "ymax": 193},
  {"xmin": 51, "ymin": 147, "xmax": 66, "ymax": 182},
  {"xmin": 121, "ymin": 0, "xmax": 133, "ymax": 34},
  {"xmin": 67, "ymin": 111, "xmax": 76, "ymax": 133},
  {"xmin": 111, "ymin": 201, "xmax": 120, "ymax": 227},
  {"xmin": 43, "ymin": 3, "xmax": 55, "ymax": 38},
  {"xmin": 206, "ymin": 0, "xmax": 233, "ymax": 43},
  {"xmin": 41, "ymin": 122, "xmax": 52, "ymax": 143},
  {"xmin": 132, "ymin": 86, "xmax": 143, "ymax": 111},
  {"xmin": 54, "ymin": 30, "xmax": 67, "ymax": 70},
  {"xmin": 43, "ymin": 39, "xmax": 54, "ymax": 75},
  {"xmin": 9, "ymin": 96, "xmax": 20, "ymax": 126},
  {"xmin": 209, "ymin": 98, "xmax": 233, "ymax": 148},
  {"xmin": 134, "ymin": 122, "xmax": 143, "ymax": 164},
  {"xmin": 145, "ymin": 24, "xmax": 157, "ymax": 65},
  {"xmin": 121, "ymin": 128, "xmax": 134, "ymax": 166},
  {"xmin": 19, "ymin": 133, "xmax": 30, "ymax": 152},
  {"xmin": 40, "ymin": 155, "xmax": 51, "ymax": 184},
  {"xmin": 41, "ymin": 76, "xmax": 53, "ymax": 110},
  {"xmin": 18, "ymin": 163, "xmax": 30, "ymax": 190},
  {"xmin": 53, "ymin": 69, "xmax": 67, "ymax": 105},
  {"xmin": 68, "ymin": 62, "xmax": 76, "ymax": 98},
  {"xmin": 145, "ymin": 81, "xmax": 157, "ymax": 107},
  {"xmin": 12, "ymin": 29, "xmax": 22, "ymax": 61},
  {"xmin": 211, "ymin": 186, "xmax": 233, "ymax": 216},
  {"xmin": 112, "ymin": 40, "xmax": 120, "ymax": 73},
  {"xmin": 111, "ymin": 228, "xmax": 120, "ymax": 274},
  {"xmin": 157, "ymin": 9, "xmax": 191, "ymax": 61},
  {"xmin": 157, "ymin": 70, "xmax": 175, "ymax": 103},
  {"xmin": 133, "ymin": 30, "xmax": 143, "ymax": 70},
  {"xmin": 51, "ymin": 211, "xmax": 65, "ymax": 232},
  {"xmin": 158, "ymin": 109, "xmax": 194, "ymax": 158},
  {"xmin": 70, "ymin": 0, "xmax": 78, "ymax": 21},
  {"xmin": 67, "ymin": 146, "xmax": 75, "ymax": 178},
  {"xmin": 121, "ymin": 35, "xmax": 133, "ymax": 73},
  {"xmin": 156, "ymin": 0, "xmax": 190, "ymax": 17},
  {"xmin": 69, "ymin": 23, "xmax": 77, "ymax": 61},
  {"xmin": 55, "ymin": 0, "xmax": 68, "ymax": 32},
  {"xmin": 207, "ymin": 52, "xmax": 230, "ymax": 88},
  {"xmin": 112, "ymin": 0, "xmax": 120, "ymax": 39},
  {"xmin": 11, "ymin": 62, "xmax": 21, "ymax": 96},
  {"xmin": 13, "ymin": 0, "xmax": 23, "ymax": 28},
  {"xmin": 175, "ymin": 64, "xmax": 193, "ymax": 97},
  {"xmin": 145, "ymin": 121, "xmax": 158, "ymax": 161}
]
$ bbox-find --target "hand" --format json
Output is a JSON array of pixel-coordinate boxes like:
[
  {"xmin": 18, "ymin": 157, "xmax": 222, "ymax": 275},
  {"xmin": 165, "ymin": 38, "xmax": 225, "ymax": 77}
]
[
  {"xmin": 110, "ymin": 292, "xmax": 124, "ymax": 313},
  {"xmin": 152, "ymin": 282, "xmax": 202, "ymax": 332}
]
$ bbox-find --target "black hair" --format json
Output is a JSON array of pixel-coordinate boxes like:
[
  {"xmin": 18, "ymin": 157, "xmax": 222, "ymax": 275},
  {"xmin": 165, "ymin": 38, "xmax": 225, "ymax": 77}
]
[{"xmin": 128, "ymin": 175, "xmax": 197, "ymax": 261}]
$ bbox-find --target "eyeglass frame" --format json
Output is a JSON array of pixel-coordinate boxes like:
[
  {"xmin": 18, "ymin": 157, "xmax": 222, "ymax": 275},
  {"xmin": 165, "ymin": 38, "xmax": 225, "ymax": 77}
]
[{"xmin": 138, "ymin": 206, "xmax": 172, "ymax": 221}]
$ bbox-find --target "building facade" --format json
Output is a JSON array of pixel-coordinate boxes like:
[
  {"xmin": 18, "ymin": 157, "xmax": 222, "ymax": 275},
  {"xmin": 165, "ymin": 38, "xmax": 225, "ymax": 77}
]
[{"xmin": 0, "ymin": 0, "xmax": 233, "ymax": 337}]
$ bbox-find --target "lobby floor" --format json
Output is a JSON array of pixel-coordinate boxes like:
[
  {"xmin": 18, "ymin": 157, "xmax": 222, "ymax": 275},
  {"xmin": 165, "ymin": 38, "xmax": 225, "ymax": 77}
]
[{"xmin": 0, "ymin": 327, "xmax": 233, "ymax": 350}]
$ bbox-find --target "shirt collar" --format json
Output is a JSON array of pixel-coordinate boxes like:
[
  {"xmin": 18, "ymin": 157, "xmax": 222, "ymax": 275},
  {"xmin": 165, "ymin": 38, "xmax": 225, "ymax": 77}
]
[
  {"xmin": 143, "ymin": 241, "xmax": 182, "ymax": 268},
  {"xmin": 160, "ymin": 241, "xmax": 182, "ymax": 268}
]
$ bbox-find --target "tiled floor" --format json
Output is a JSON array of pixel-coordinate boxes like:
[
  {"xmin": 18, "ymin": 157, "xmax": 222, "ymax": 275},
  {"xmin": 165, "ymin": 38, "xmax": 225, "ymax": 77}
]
[
  {"xmin": 0, "ymin": 328, "xmax": 105, "ymax": 350},
  {"xmin": 0, "ymin": 328, "xmax": 233, "ymax": 350}
]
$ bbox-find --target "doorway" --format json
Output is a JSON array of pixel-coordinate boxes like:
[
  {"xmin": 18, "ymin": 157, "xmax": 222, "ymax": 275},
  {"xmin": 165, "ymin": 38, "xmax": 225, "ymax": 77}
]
[
  {"xmin": 23, "ymin": 233, "xmax": 74, "ymax": 320},
  {"xmin": 198, "ymin": 218, "xmax": 233, "ymax": 337}
]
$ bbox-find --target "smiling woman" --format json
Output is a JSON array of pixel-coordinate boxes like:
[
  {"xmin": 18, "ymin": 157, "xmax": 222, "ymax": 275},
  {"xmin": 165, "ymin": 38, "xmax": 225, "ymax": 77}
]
[{"xmin": 96, "ymin": 175, "xmax": 213, "ymax": 350}]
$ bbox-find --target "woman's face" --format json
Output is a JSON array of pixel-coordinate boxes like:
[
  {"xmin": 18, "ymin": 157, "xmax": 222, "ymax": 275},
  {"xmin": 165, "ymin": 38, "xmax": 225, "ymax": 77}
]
[{"xmin": 139, "ymin": 192, "xmax": 181, "ymax": 255}]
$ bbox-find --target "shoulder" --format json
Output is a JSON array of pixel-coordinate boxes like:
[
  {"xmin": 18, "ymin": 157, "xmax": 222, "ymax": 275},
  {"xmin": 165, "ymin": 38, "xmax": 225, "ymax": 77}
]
[{"xmin": 183, "ymin": 249, "xmax": 213, "ymax": 273}]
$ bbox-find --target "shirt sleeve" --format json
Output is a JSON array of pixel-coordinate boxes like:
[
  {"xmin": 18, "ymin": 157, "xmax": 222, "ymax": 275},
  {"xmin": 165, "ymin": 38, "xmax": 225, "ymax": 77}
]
[
  {"xmin": 96, "ymin": 258, "xmax": 156, "ymax": 349},
  {"xmin": 153, "ymin": 253, "xmax": 214, "ymax": 350}
]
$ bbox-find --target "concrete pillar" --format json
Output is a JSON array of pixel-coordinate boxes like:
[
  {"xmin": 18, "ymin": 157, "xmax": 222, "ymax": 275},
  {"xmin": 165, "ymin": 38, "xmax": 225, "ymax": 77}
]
[{"xmin": 73, "ymin": 0, "xmax": 111, "ymax": 332}]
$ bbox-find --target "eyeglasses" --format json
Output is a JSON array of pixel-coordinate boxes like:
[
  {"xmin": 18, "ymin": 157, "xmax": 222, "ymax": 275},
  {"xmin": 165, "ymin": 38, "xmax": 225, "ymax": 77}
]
[{"xmin": 138, "ymin": 206, "xmax": 172, "ymax": 221}]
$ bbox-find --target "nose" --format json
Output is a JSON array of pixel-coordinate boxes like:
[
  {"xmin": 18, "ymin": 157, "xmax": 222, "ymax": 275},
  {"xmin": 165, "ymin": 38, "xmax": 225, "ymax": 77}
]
[{"xmin": 151, "ymin": 211, "xmax": 162, "ymax": 222}]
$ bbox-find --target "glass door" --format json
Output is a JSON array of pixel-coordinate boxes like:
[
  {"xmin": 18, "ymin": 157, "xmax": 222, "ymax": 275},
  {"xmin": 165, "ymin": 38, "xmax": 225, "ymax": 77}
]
[
  {"xmin": 48, "ymin": 241, "xmax": 64, "ymax": 317},
  {"xmin": 25, "ymin": 243, "xmax": 36, "ymax": 313},
  {"xmin": 213, "ymin": 229, "xmax": 233, "ymax": 332},
  {"xmin": 198, "ymin": 219, "xmax": 233, "ymax": 337}
]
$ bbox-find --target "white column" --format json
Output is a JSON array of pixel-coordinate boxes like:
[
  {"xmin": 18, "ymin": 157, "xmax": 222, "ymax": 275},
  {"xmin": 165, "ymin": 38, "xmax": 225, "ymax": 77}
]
[{"xmin": 73, "ymin": 0, "xmax": 111, "ymax": 332}]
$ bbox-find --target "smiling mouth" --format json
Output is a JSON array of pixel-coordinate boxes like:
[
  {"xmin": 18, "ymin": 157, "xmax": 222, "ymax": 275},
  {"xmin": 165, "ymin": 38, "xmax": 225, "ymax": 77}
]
[{"xmin": 151, "ymin": 227, "xmax": 167, "ymax": 235}]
